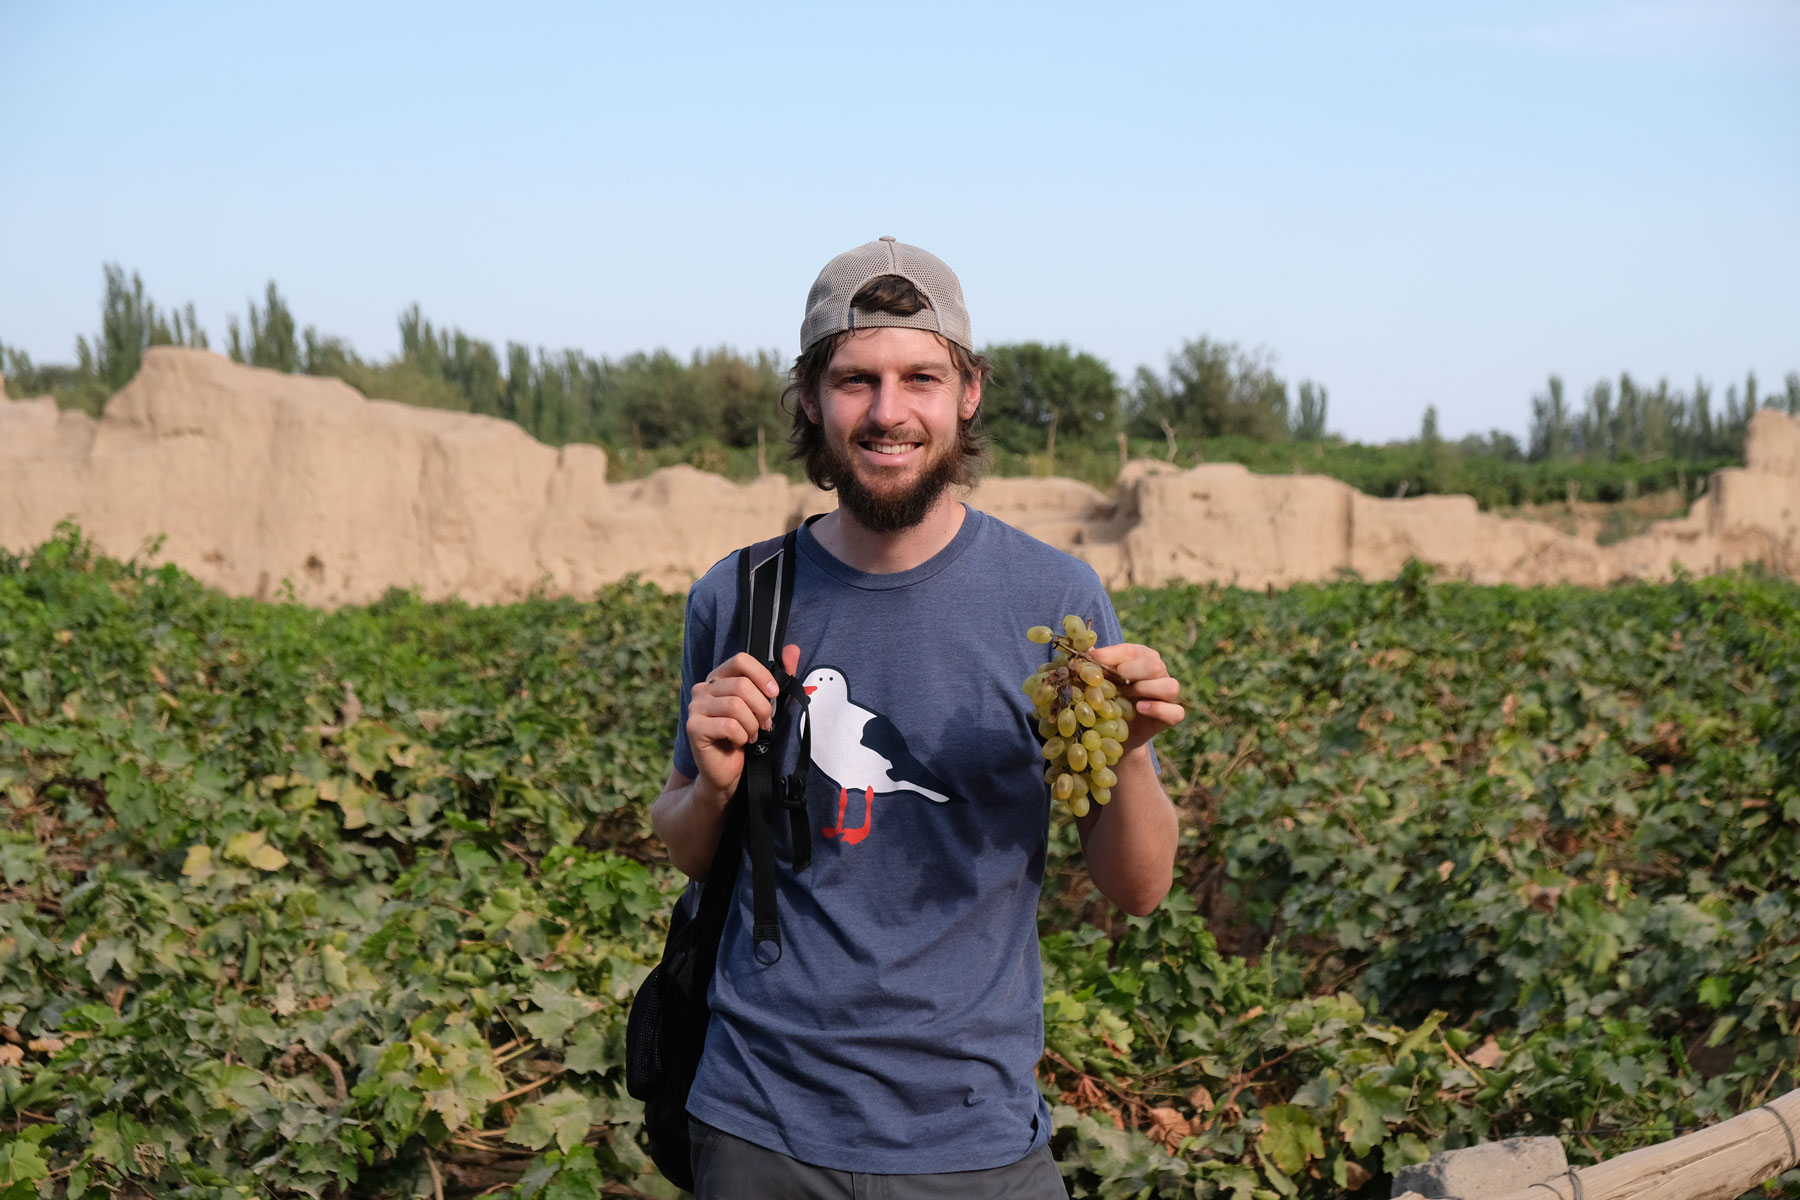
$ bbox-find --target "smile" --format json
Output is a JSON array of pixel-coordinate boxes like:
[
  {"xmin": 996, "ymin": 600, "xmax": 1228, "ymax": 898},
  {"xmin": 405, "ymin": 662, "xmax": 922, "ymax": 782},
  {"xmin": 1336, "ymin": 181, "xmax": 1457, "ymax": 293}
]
[{"xmin": 862, "ymin": 441, "xmax": 920, "ymax": 456}]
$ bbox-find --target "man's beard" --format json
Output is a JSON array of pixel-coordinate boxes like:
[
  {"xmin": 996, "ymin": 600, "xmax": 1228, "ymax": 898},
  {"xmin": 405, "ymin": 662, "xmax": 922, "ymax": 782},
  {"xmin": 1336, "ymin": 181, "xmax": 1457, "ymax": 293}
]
[{"xmin": 824, "ymin": 429, "xmax": 964, "ymax": 534}]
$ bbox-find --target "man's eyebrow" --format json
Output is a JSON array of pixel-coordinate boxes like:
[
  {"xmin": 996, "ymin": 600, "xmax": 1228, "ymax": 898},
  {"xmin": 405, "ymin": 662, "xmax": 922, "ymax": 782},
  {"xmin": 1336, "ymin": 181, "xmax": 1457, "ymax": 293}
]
[{"xmin": 830, "ymin": 360, "xmax": 954, "ymax": 377}]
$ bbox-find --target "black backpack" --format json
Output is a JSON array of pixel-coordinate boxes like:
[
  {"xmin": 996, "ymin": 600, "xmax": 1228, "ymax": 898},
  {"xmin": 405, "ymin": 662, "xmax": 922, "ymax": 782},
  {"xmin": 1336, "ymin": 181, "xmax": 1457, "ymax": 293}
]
[{"xmin": 625, "ymin": 527, "xmax": 813, "ymax": 1190}]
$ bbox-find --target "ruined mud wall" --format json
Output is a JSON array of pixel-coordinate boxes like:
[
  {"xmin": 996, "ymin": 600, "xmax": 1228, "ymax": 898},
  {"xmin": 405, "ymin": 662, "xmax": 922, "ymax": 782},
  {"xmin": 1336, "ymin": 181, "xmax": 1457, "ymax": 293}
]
[{"xmin": 2, "ymin": 348, "xmax": 1796, "ymax": 603}]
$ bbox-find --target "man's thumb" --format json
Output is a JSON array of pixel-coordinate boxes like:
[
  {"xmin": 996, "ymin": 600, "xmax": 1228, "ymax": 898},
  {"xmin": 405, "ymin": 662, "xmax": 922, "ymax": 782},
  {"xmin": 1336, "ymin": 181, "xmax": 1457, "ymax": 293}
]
[{"xmin": 781, "ymin": 643, "xmax": 801, "ymax": 678}]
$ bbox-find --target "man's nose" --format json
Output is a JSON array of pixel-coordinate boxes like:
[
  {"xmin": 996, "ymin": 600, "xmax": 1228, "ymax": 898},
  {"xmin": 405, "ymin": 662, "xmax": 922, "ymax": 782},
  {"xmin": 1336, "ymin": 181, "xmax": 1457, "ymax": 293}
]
[{"xmin": 866, "ymin": 373, "xmax": 908, "ymax": 427}]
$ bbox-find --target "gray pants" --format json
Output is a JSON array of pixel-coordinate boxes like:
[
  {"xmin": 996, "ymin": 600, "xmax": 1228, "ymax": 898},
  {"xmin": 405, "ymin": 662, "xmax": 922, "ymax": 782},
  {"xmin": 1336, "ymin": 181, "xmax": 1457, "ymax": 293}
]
[{"xmin": 688, "ymin": 1119, "xmax": 1071, "ymax": 1199}]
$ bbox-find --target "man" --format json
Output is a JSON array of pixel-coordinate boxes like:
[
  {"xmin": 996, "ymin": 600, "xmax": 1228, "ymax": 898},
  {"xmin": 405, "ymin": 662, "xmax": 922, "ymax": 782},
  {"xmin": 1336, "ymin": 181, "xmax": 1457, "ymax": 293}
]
[{"xmin": 651, "ymin": 237, "xmax": 1184, "ymax": 1197}]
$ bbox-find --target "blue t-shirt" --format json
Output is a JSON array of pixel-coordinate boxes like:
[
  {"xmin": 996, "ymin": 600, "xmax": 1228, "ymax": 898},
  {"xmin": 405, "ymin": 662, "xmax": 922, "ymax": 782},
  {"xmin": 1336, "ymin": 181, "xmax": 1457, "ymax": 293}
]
[{"xmin": 672, "ymin": 507, "xmax": 1124, "ymax": 1174}]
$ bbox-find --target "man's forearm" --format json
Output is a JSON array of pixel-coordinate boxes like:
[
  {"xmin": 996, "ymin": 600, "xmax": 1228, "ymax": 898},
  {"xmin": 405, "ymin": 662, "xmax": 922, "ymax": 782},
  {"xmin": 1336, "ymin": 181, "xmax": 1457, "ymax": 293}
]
[
  {"xmin": 651, "ymin": 772, "xmax": 734, "ymax": 881},
  {"xmin": 1078, "ymin": 745, "xmax": 1179, "ymax": 916}
]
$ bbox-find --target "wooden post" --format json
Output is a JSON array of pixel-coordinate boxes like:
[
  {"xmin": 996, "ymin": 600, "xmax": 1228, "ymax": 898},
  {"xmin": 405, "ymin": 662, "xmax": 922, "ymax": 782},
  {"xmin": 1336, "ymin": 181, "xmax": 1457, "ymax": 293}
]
[
  {"xmin": 1045, "ymin": 411, "xmax": 1057, "ymax": 478},
  {"xmin": 1485, "ymin": 1086, "xmax": 1800, "ymax": 1200},
  {"xmin": 1160, "ymin": 419, "xmax": 1177, "ymax": 462}
]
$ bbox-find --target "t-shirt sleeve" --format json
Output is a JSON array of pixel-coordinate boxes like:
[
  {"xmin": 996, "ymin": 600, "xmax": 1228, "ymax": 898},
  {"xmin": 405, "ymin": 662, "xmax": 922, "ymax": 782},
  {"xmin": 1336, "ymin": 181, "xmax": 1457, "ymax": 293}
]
[{"xmin": 671, "ymin": 562, "xmax": 728, "ymax": 780}]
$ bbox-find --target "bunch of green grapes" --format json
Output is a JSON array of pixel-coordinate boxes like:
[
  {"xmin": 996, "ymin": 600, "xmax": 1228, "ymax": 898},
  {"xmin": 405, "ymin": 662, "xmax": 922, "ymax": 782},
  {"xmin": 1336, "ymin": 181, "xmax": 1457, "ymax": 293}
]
[{"xmin": 1022, "ymin": 615, "xmax": 1132, "ymax": 819}]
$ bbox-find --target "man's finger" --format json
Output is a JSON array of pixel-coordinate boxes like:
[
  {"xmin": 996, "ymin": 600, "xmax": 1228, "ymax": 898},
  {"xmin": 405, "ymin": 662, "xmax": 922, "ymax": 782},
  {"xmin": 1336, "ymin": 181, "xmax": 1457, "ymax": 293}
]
[
  {"xmin": 689, "ymin": 713, "xmax": 755, "ymax": 749},
  {"xmin": 691, "ymin": 694, "xmax": 763, "ymax": 738},
  {"xmin": 1131, "ymin": 699, "xmax": 1186, "ymax": 726},
  {"xmin": 709, "ymin": 651, "xmax": 781, "ymax": 699},
  {"xmin": 781, "ymin": 643, "xmax": 801, "ymax": 679},
  {"xmin": 1088, "ymin": 643, "xmax": 1168, "ymax": 686},
  {"xmin": 1126, "ymin": 676, "xmax": 1182, "ymax": 702},
  {"xmin": 695, "ymin": 677, "xmax": 773, "ymax": 728}
]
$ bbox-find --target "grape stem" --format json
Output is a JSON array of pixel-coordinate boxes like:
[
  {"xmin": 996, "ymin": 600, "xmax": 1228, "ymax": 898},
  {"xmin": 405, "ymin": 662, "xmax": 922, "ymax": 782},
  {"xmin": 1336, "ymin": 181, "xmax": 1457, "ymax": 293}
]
[{"xmin": 1052, "ymin": 634, "xmax": 1130, "ymax": 688}]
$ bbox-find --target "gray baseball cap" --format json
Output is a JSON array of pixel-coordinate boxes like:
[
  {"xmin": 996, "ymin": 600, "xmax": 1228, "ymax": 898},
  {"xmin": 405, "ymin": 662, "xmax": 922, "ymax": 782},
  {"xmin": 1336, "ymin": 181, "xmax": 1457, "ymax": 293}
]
[{"xmin": 800, "ymin": 236, "xmax": 973, "ymax": 354}]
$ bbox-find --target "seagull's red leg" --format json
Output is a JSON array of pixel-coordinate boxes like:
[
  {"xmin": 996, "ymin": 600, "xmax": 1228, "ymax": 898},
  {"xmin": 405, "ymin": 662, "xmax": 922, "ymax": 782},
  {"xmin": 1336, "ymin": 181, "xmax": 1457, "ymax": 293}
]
[
  {"xmin": 840, "ymin": 787, "xmax": 875, "ymax": 846},
  {"xmin": 820, "ymin": 787, "xmax": 847, "ymax": 839}
]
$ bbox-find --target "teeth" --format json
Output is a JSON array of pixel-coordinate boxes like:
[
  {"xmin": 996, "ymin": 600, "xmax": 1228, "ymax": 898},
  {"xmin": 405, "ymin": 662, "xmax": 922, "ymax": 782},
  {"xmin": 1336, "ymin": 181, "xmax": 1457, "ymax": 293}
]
[{"xmin": 868, "ymin": 442, "xmax": 917, "ymax": 455}]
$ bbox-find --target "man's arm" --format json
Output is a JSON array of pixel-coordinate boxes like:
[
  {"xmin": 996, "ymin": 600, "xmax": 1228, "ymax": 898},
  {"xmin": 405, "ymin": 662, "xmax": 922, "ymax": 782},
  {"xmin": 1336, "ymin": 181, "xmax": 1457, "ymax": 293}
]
[
  {"xmin": 651, "ymin": 768, "xmax": 733, "ymax": 881},
  {"xmin": 1074, "ymin": 641, "xmax": 1185, "ymax": 916}
]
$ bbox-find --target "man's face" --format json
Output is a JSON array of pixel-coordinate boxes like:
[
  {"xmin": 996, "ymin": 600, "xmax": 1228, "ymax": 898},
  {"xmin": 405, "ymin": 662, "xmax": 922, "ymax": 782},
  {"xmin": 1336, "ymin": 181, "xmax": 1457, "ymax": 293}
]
[{"xmin": 802, "ymin": 327, "xmax": 982, "ymax": 533}]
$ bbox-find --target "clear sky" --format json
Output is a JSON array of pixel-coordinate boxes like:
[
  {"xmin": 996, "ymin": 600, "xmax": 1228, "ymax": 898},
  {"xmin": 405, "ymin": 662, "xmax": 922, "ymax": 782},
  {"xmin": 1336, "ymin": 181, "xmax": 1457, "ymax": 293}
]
[{"xmin": 2, "ymin": 0, "xmax": 1795, "ymax": 444}]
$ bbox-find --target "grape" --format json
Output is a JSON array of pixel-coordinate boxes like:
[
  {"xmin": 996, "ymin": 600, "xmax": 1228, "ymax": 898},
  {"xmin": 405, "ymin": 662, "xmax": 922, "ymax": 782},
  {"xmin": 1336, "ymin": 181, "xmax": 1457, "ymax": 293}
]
[{"xmin": 1022, "ymin": 613, "xmax": 1134, "ymax": 819}]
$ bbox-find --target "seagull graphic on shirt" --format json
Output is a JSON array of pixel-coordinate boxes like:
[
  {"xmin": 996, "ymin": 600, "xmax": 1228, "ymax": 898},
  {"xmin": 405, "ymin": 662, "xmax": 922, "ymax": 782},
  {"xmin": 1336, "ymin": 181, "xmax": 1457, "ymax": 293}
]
[{"xmin": 801, "ymin": 666, "xmax": 958, "ymax": 846}]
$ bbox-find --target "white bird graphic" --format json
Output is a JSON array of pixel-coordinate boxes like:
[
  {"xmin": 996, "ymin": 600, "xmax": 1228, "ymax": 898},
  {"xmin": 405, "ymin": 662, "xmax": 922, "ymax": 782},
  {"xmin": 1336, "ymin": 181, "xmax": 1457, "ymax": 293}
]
[{"xmin": 801, "ymin": 666, "xmax": 957, "ymax": 846}]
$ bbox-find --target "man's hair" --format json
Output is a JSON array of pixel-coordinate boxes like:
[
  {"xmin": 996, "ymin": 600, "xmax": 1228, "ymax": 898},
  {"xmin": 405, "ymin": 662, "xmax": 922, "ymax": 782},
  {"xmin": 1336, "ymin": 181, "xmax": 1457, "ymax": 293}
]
[{"xmin": 784, "ymin": 275, "xmax": 992, "ymax": 492}]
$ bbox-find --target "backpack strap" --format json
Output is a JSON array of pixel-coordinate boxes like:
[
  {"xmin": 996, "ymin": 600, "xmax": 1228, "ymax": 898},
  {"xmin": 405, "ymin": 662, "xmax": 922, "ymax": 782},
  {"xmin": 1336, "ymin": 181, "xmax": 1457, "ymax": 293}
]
[{"xmin": 731, "ymin": 525, "xmax": 812, "ymax": 966}]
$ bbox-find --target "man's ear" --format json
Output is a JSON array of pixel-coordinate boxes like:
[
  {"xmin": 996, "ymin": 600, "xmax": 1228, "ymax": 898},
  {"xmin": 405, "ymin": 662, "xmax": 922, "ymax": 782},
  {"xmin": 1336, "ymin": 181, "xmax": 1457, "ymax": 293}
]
[
  {"xmin": 960, "ymin": 373, "xmax": 982, "ymax": 422},
  {"xmin": 799, "ymin": 387, "xmax": 821, "ymax": 424}
]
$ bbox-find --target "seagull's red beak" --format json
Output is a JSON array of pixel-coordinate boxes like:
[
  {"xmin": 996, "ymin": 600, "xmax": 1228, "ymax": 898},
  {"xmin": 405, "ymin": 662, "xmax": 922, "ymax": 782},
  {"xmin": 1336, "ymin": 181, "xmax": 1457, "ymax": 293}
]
[{"xmin": 804, "ymin": 685, "xmax": 816, "ymax": 696}]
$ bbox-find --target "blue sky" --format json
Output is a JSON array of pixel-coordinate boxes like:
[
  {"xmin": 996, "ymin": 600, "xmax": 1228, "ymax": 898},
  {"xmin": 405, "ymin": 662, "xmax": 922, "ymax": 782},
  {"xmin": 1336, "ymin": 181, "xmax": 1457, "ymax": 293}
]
[{"xmin": 2, "ymin": 0, "xmax": 1795, "ymax": 443}]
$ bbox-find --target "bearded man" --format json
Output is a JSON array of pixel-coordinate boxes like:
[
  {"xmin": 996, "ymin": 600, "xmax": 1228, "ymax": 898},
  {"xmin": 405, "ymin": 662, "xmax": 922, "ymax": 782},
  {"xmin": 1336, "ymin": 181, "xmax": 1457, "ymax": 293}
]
[{"xmin": 651, "ymin": 237, "xmax": 1186, "ymax": 1197}]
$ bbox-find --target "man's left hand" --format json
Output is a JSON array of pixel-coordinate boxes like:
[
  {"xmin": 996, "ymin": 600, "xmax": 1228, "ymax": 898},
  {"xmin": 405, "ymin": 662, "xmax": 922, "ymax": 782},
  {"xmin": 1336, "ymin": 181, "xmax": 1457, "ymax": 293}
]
[{"xmin": 1085, "ymin": 642, "xmax": 1185, "ymax": 753}]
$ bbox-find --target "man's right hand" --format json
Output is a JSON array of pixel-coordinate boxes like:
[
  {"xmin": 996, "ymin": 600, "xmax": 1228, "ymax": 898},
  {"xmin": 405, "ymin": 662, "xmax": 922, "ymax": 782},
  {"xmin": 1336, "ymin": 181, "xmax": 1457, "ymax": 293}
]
[
  {"xmin": 655, "ymin": 643, "xmax": 803, "ymax": 880},
  {"xmin": 686, "ymin": 643, "xmax": 803, "ymax": 805}
]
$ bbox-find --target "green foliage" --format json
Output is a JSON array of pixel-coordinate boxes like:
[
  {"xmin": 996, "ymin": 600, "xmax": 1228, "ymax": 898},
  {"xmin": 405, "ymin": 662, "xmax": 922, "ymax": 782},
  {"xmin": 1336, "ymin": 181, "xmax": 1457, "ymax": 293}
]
[
  {"xmin": 227, "ymin": 281, "xmax": 300, "ymax": 372},
  {"xmin": 2, "ymin": 527, "xmax": 1795, "ymax": 1196},
  {"xmin": 1, "ymin": 266, "xmax": 208, "ymax": 416},
  {"xmin": 1033, "ymin": 563, "xmax": 1798, "ymax": 1193},
  {"xmin": 0, "ymin": 527, "xmax": 681, "ymax": 1196},
  {"xmin": 981, "ymin": 342, "xmax": 1121, "ymax": 454},
  {"xmin": 91, "ymin": 263, "xmax": 210, "ymax": 391},
  {"xmin": 1527, "ymin": 371, "xmax": 1797, "ymax": 463},
  {"xmin": 1291, "ymin": 382, "xmax": 1329, "ymax": 442},
  {"xmin": 1129, "ymin": 337, "xmax": 1295, "ymax": 443}
]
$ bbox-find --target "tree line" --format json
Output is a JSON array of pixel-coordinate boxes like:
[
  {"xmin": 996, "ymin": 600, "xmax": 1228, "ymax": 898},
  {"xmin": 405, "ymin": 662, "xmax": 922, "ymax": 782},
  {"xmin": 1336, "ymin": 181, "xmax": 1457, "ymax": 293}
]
[{"xmin": 5, "ymin": 264, "xmax": 1797, "ymax": 496}]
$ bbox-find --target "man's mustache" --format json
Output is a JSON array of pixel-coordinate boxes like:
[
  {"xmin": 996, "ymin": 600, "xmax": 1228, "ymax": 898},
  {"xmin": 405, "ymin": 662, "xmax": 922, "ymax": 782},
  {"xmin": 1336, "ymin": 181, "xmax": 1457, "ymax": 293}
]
[{"xmin": 847, "ymin": 426, "xmax": 930, "ymax": 444}]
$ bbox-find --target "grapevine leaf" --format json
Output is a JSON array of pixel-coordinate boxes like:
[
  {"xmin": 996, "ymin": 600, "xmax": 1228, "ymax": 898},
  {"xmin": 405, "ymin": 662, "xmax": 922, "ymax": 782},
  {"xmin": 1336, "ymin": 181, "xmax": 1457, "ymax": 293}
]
[
  {"xmin": 520, "ymin": 981, "xmax": 598, "ymax": 1046},
  {"xmin": 505, "ymin": 1087, "xmax": 593, "ymax": 1154},
  {"xmin": 321, "ymin": 945, "xmax": 352, "ymax": 993},
  {"xmin": 180, "ymin": 843, "xmax": 215, "ymax": 881},
  {"xmin": 1260, "ymin": 1104, "xmax": 1324, "ymax": 1175},
  {"xmin": 1338, "ymin": 1090, "xmax": 1385, "ymax": 1156},
  {"xmin": 0, "ymin": 1139, "xmax": 48, "ymax": 1191},
  {"xmin": 563, "ymin": 1024, "xmax": 615, "ymax": 1075},
  {"xmin": 1696, "ymin": 977, "xmax": 1733, "ymax": 1009},
  {"xmin": 224, "ymin": 830, "xmax": 288, "ymax": 871}
]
